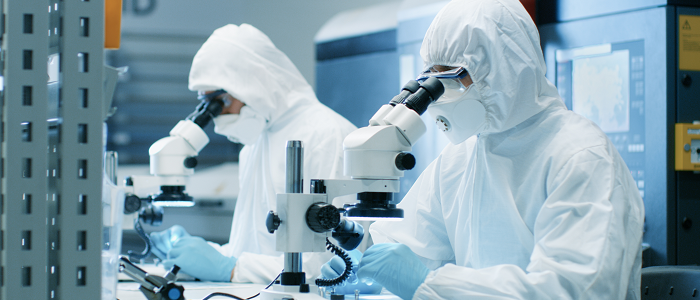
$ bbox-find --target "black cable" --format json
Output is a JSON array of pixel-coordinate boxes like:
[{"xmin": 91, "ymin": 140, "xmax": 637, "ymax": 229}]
[
  {"xmin": 201, "ymin": 292, "xmax": 244, "ymax": 300},
  {"xmin": 315, "ymin": 238, "xmax": 353, "ymax": 287},
  {"xmin": 127, "ymin": 218, "xmax": 152, "ymax": 261},
  {"xmin": 202, "ymin": 271, "xmax": 282, "ymax": 300}
]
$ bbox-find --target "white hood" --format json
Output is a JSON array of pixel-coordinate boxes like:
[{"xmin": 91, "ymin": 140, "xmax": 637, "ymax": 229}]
[
  {"xmin": 421, "ymin": 0, "xmax": 565, "ymax": 134},
  {"xmin": 189, "ymin": 24, "xmax": 318, "ymax": 127}
]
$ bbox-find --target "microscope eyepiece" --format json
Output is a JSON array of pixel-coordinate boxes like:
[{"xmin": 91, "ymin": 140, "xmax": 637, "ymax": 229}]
[
  {"xmin": 403, "ymin": 77, "xmax": 445, "ymax": 116},
  {"xmin": 389, "ymin": 80, "xmax": 422, "ymax": 106},
  {"xmin": 187, "ymin": 98, "xmax": 225, "ymax": 128}
]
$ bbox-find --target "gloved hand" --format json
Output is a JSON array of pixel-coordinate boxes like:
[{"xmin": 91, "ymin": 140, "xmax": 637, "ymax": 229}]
[
  {"xmin": 162, "ymin": 236, "xmax": 237, "ymax": 282},
  {"xmin": 319, "ymin": 249, "xmax": 383, "ymax": 295},
  {"xmin": 357, "ymin": 243, "xmax": 430, "ymax": 300},
  {"xmin": 149, "ymin": 225, "xmax": 190, "ymax": 260}
]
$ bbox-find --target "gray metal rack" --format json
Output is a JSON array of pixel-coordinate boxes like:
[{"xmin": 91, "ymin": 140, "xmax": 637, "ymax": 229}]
[{"xmin": 1, "ymin": 0, "xmax": 105, "ymax": 298}]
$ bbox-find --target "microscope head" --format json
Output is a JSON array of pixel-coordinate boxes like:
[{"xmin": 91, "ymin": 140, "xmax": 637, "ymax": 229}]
[{"xmin": 343, "ymin": 78, "xmax": 445, "ymax": 220}]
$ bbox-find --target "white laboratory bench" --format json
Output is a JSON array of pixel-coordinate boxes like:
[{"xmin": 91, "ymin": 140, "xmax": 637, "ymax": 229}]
[
  {"xmin": 116, "ymin": 264, "xmax": 400, "ymax": 300},
  {"xmin": 117, "ymin": 281, "xmax": 265, "ymax": 300},
  {"xmin": 117, "ymin": 281, "xmax": 401, "ymax": 300}
]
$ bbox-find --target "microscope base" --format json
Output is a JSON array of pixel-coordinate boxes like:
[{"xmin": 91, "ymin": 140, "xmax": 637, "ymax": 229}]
[
  {"xmin": 260, "ymin": 290, "xmax": 326, "ymax": 300},
  {"xmin": 260, "ymin": 284, "xmax": 326, "ymax": 300}
]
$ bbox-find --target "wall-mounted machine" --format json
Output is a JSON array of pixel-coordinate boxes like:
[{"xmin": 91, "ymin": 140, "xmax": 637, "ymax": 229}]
[{"xmin": 538, "ymin": 0, "xmax": 700, "ymax": 266}]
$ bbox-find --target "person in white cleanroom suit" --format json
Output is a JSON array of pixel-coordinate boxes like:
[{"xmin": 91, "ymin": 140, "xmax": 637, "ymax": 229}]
[
  {"xmin": 149, "ymin": 23, "xmax": 357, "ymax": 283},
  {"xmin": 343, "ymin": 0, "xmax": 645, "ymax": 299}
]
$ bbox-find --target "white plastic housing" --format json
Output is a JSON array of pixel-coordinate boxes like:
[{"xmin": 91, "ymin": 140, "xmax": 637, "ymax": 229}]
[
  {"xmin": 343, "ymin": 125, "xmax": 411, "ymax": 179},
  {"xmin": 382, "ymin": 104, "xmax": 426, "ymax": 145},
  {"xmin": 368, "ymin": 104, "xmax": 394, "ymax": 126},
  {"xmin": 275, "ymin": 193, "xmax": 328, "ymax": 253},
  {"xmin": 170, "ymin": 120, "xmax": 209, "ymax": 152},
  {"xmin": 149, "ymin": 120, "xmax": 209, "ymax": 176}
]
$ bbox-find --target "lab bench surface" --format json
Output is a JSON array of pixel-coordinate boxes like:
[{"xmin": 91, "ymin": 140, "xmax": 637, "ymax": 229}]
[{"xmin": 117, "ymin": 281, "xmax": 402, "ymax": 300}]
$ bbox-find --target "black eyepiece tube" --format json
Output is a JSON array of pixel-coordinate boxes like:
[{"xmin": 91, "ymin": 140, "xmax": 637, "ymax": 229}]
[
  {"xmin": 403, "ymin": 77, "xmax": 444, "ymax": 116},
  {"xmin": 187, "ymin": 98, "xmax": 225, "ymax": 128},
  {"xmin": 389, "ymin": 80, "xmax": 421, "ymax": 106}
]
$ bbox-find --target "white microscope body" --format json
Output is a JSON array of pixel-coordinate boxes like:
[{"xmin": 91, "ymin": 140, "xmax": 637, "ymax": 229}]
[
  {"xmin": 124, "ymin": 119, "xmax": 209, "ymax": 204},
  {"xmin": 261, "ymin": 78, "xmax": 443, "ymax": 300}
]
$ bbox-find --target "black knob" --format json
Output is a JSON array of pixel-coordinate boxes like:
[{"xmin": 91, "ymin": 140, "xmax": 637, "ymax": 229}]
[
  {"xmin": 395, "ymin": 152, "xmax": 416, "ymax": 171},
  {"xmin": 682, "ymin": 217, "xmax": 692, "ymax": 230},
  {"xmin": 306, "ymin": 203, "xmax": 340, "ymax": 233},
  {"xmin": 139, "ymin": 204, "xmax": 164, "ymax": 226},
  {"xmin": 183, "ymin": 156, "xmax": 198, "ymax": 168},
  {"xmin": 162, "ymin": 282, "xmax": 184, "ymax": 300},
  {"xmin": 696, "ymin": 148, "xmax": 700, "ymax": 155},
  {"xmin": 682, "ymin": 74, "xmax": 692, "ymax": 87},
  {"xmin": 266, "ymin": 211, "xmax": 281, "ymax": 234},
  {"xmin": 125, "ymin": 176, "xmax": 134, "ymax": 186},
  {"xmin": 123, "ymin": 194, "xmax": 142, "ymax": 214}
]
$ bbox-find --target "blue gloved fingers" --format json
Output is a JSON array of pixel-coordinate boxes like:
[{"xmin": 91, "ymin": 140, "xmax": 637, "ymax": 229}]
[
  {"xmin": 321, "ymin": 249, "xmax": 362, "ymax": 279},
  {"xmin": 356, "ymin": 243, "xmax": 393, "ymax": 279},
  {"xmin": 167, "ymin": 236, "xmax": 208, "ymax": 258},
  {"xmin": 357, "ymin": 243, "xmax": 430, "ymax": 300},
  {"xmin": 149, "ymin": 225, "xmax": 190, "ymax": 260},
  {"xmin": 321, "ymin": 256, "xmax": 344, "ymax": 278},
  {"xmin": 162, "ymin": 236, "xmax": 237, "ymax": 282}
]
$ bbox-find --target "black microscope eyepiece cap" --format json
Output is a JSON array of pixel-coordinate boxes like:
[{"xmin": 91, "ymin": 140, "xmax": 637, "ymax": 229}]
[
  {"xmin": 403, "ymin": 77, "xmax": 444, "ymax": 116},
  {"xmin": 389, "ymin": 80, "xmax": 422, "ymax": 106}
]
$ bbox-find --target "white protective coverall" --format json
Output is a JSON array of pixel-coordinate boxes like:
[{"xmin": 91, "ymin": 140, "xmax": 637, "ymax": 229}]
[
  {"xmin": 188, "ymin": 24, "xmax": 357, "ymax": 283},
  {"xmin": 370, "ymin": 0, "xmax": 645, "ymax": 299}
]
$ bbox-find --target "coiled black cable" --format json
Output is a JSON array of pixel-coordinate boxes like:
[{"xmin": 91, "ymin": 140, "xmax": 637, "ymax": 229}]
[
  {"xmin": 128, "ymin": 218, "xmax": 152, "ymax": 261},
  {"xmin": 315, "ymin": 238, "xmax": 353, "ymax": 287}
]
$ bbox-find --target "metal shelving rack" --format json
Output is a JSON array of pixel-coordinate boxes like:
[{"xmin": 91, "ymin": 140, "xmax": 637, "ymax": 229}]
[{"xmin": 1, "ymin": 0, "xmax": 105, "ymax": 299}]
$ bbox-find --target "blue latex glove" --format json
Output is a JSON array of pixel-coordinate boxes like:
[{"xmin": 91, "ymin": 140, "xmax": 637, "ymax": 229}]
[
  {"xmin": 319, "ymin": 249, "xmax": 383, "ymax": 295},
  {"xmin": 149, "ymin": 225, "xmax": 190, "ymax": 260},
  {"xmin": 357, "ymin": 243, "xmax": 430, "ymax": 300},
  {"xmin": 162, "ymin": 236, "xmax": 237, "ymax": 282}
]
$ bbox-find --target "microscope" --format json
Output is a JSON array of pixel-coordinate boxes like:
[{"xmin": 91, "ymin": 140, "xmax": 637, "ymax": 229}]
[
  {"xmin": 122, "ymin": 96, "xmax": 226, "ymax": 260},
  {"xmin": 262, "ymin": 78, "xmax": 444, "ymax": 300}
]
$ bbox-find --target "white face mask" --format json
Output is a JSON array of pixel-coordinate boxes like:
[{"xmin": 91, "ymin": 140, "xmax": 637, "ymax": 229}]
[
  {"xmin": 427, "ymin": 84, "xmax": 487, "ymax": 145},
  {"xmin": 212, "ymin": 106, "xmax": 267, "ymax": 145}
]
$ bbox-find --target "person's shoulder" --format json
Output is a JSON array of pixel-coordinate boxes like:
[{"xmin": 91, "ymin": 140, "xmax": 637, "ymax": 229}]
[{"xmin": 537, "ymin": 109, "xmax": 609, "ymax": 147}]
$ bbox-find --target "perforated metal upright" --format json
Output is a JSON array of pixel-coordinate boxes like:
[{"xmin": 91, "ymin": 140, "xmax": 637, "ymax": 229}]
[{"xmin": 1, "ymin": 0, "xmax": 105, "ymax": 299}]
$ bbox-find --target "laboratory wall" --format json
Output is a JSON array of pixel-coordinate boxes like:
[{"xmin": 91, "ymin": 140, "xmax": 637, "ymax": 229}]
[{"xmin": 108, "ymin": 0, "xmax": 397, "ymax": 165}]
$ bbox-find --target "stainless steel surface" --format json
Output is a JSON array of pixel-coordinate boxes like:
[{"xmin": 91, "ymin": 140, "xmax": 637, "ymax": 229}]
[
  {"xmin": 284, "ymin": 252, "xmax": 302, "ymax": 274},
  {"xmin": 285, "ymin": 140, "xmax": 304, "ymax": 194},
  {"xmin": 284, "ymin": 141, "xmax": 304, "ymax": 273}
]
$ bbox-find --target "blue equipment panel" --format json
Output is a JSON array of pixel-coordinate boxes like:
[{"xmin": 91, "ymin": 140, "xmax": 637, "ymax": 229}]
[{"xmin": 540, "ymin": 4, "xmax": 700, "ymax": 266}]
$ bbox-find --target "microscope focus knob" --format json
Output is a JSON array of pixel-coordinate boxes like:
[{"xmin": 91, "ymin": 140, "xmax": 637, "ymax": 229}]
[
  {"xmin": 266, "ymin": 211, "xmax": 281, "ymax": 234},
  {"xmin": 306, "ymin": 203, "xmax": 341, "ymax": 233},
  {"xmin": 395, "ymin": 152, "xmax": 416, "ymax": 171},
  {"xmin": 183, "ymin": 156, "xmax": 198, "ymax": 168},
  {"xmin": 123, "ymin": 194, "xmax": 142, "ymax": 214}
]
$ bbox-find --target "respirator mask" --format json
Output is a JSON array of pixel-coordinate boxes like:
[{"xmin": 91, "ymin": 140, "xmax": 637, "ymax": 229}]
[
  {"xmin": 418, "ymin": 66, "xmax": 487, "ymax": 145},
  {"xmin": 212, "ymin": 107, "xmax": 267, "ymax": 146}
]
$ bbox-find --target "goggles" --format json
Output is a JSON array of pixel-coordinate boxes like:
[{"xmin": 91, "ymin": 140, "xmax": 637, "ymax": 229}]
[
  {"xmin": 416, "ymin": 67, "xmax": 469, "ymax": 102},
  {"xmin": 416, "ymin": 66, "xmax": 469, "ymax": 81},
  {"xmin": 197, "ymin": 89, "xmax": 231, "ymax": 107}
]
